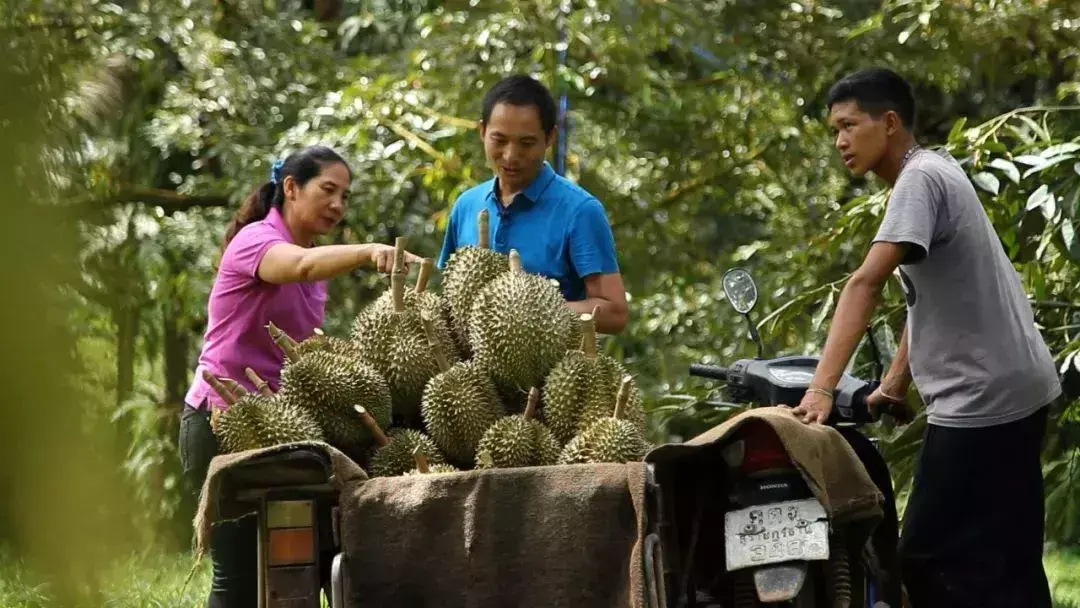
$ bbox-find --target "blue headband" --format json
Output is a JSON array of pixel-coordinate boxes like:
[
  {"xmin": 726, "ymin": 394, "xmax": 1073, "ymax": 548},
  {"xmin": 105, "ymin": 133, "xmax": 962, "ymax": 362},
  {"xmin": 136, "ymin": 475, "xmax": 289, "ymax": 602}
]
[{"xmin": 270, "ymin": 159, "xmax": 285, "ymax": 185}]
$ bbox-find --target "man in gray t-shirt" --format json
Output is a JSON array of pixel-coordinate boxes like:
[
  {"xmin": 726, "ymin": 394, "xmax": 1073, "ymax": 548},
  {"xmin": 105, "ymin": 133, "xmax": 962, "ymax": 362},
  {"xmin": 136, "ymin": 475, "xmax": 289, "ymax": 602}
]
[{"xmin": 791, "ymin": 68, "xmax": 1060, "ymax": 607}]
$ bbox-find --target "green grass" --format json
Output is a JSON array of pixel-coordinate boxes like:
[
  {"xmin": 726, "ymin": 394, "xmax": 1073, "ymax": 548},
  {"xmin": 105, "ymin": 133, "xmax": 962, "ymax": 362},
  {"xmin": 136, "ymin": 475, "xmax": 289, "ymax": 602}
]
[
  {"xmin": 0, "ymin": 550, "xmax": 211, "ymax": 608},
  {"xmin": 1, "ymin": 546, "xmax": 1077, "ymax": 606}
]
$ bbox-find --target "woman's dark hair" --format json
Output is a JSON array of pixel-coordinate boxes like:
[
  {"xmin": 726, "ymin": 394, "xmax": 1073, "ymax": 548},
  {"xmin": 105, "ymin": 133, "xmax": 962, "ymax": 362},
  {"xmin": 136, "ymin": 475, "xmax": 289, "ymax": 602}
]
[{"xmin": 223, "ymin": 145, "xmax": 351, "ymax": 247}]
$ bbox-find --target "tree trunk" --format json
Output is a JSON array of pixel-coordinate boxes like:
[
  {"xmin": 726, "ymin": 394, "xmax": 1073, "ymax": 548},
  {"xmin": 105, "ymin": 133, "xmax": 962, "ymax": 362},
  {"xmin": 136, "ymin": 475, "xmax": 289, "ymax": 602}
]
[
  {"xmin": 163, "ymin": 294, "xmax": 191, "ymax": 406},
  {"xmin": 114, "ymin": 305, "xmax": 139, "ymax": 406}
]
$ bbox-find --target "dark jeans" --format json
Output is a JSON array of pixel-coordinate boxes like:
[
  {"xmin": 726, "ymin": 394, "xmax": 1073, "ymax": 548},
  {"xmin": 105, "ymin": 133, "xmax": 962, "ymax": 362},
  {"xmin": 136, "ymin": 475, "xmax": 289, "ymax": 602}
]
[
  {"xmin": 179, "ymin": 404, "xmax": 258, "ymax": 608},
  {"xmin": 899, "ymin": 405, "xmax": 1051, "ymax": 608},
  {"xmin": 836, "ymin": 425, "xmax": 903, "ymax": 608}
]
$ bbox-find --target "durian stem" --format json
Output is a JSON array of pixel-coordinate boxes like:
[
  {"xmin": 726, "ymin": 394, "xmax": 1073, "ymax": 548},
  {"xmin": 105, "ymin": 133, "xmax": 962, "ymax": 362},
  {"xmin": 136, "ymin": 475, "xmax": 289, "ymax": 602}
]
[
  {"xmin": 414, "ymin": 258, "xmax": 434, "ymax": 294},
  {"xmin": 202, "ymin": 370, "xmax": 237, "ymax": 405},
  {"xmin": 413, "ymin": 446, "xmax": 430, "ymax": 473},
  {"xmin": 524, "ymin": 387, "xmax": 540, "ymax": 421},
  {"xmin": 509, "ymin": 249, "xmax": 523, "ymax": 273},
  {"xmin": 391, "ymin": 272, "xmax": 406, "ymax": 313},
  {"xmin": 420, "ymin": 311, "xmax": 451, "ymax": 372},
  {"xmin": 393, "ymin": 236, "xmax": 407, "ymax": 274},
  {"xmin": 613, "ymin": 375, "xmax": 633, "ymax": 419},
  {"xmin": 245, "ymin": 367, "xmax": 274, "ymax": 397},
  {"xmin": 353, "ymin": 405, "xmax": 390, "ymax": 447},
  {"xmin": 580, "ymin": 312, "xmax": 597, "ymax": 357},
  {"xmin": 478, "ymin": 209, "xmax": 490, "ymax": 249},
  {"xmin": 220, "ymin": 378, "xmax": 249, "ymax": 399},
  {"xmin": 266, "ymin": 322, "xmax": 300, "ymax": 361}
]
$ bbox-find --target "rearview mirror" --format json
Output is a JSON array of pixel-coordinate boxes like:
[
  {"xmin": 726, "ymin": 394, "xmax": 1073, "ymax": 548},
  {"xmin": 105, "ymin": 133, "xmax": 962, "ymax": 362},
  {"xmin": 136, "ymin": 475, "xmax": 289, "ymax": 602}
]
[{"xmin": 722, "ymin": 268, "xmax": 758, "ymax": 315}]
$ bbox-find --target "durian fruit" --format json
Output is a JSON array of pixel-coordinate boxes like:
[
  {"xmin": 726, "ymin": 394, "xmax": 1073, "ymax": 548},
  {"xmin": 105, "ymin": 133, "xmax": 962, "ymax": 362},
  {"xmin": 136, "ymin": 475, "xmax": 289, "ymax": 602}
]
[
  {"xmin": 404, "ymin": 447, "xmax": 461, "ymax": 476},
  {"xmin": 558, "ymin": 376, "xmax": 648, "ymax": 465},
  {"xmin": 212, "ymin": 385, "xmax": 325, "ymax": 455},
  {"xmin": 474, "ymin": 388, "xmax": 561, "ymax": 469},
  {"xmin": 278, "ymin": 349, "xmax": 393, "ymax": 447},
  {"xmin": 354, "ymin": 259, "xmax": 458, "ymax": 359},
  {"xmin": 354, "ymin": 405, "xmax": 445, "ymax": 477},
  {"xmin": 442, "ymin": 209, "xmax": 509, "ymax": 355},
  {"xmin": 543, "ymin": 312, "xmax": 646, "ymax": 443},
  {"xmin": 419, "ymin": 311, "xmax": 503, "ymax": 464},
  {"xmin": 352, "ymin": 238, "xmax": 452, "ymax": 425},
  {"xmin": 468, "ymin": 250, "xmax": 579, "ymax": 392}
]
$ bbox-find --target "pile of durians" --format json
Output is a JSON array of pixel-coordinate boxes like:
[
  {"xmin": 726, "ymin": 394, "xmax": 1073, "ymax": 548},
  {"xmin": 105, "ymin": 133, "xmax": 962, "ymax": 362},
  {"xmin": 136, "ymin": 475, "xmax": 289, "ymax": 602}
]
[{"xmin": 206, "ymin": 209, "xmax": 649, "ymax": 477}]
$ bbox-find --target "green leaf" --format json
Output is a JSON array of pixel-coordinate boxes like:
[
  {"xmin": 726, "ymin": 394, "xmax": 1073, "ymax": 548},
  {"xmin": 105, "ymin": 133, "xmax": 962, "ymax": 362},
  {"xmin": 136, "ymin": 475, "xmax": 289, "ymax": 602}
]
[
  {"xmin": 1023, "ymin": 153, "xmax": 1075, "ymax": 179},
  {"xmin": 947, "ymin": 117, "xmax": 968, "ymax": 143},
  {"xmin": 1063, "ymin": 221, "xmax": 1080, "ymax": 261},
  {"xmin": 972, "ymin": 171, "xmax": 999, "ymax": 195},
  {"xmin": 1026, "ymin": 184, "xmax": 1051, "ymax": 211},
  {"xmin": 989, "ymin": 158, "xmax": 1020, "ymax": 184},
  {"xmin": 1014, "ymin": 155, "xmax": 1047, "ymax": 167}
]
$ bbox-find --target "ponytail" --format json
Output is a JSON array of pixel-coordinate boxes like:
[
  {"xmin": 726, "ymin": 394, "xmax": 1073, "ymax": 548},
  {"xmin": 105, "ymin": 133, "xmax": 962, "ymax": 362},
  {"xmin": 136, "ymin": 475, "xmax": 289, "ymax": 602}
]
[
  {"xmin": 223, "ymin": 181, "xmax": 281, "ymax": 248},
  {"xmin": 219, "ymin": 145, "xmax": 350, "ymax": 252}
]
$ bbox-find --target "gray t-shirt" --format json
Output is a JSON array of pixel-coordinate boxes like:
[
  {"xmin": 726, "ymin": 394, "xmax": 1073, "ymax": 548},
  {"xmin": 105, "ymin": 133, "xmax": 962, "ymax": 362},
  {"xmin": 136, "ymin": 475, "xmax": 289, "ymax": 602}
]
[{"xmin": 873, "ymin": 148, "xmax": 1061, "ymax": 428}]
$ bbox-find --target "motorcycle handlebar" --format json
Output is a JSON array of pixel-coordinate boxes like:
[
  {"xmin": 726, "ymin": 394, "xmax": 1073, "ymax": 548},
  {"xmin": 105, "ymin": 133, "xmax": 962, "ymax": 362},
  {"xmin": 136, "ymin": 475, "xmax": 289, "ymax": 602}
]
[{"xmin": 688, "ymin": 363, "xmax": 730, "ymax": 380}]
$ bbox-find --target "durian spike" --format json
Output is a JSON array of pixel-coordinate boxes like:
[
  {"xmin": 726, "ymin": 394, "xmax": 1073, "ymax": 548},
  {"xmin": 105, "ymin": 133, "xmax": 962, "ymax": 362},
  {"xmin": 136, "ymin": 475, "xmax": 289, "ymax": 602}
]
[
  {"xmin": 414, "ymin": 258, "xmax": 434, "ymax": 294},
  {"xmin": 508, "ymin": 249, "xmax": 523, "ymax": 273},
  {"xmin": 413, "ymin": 446, "xmax": 430, "ymax": 473},
  {"xmin": 353, "ymin": 405, "xmax": 390, "ymax": 448},
  {"xmin": 245, "ymin": 367, "xmax": 274, "ymax": 397},
  {"xmin": 420, "ymin": 310, "xmax": 451, "ymax": 372},
  {"xmin": 580, "ymin": 312, "xmax": 598, "ymax": 357},
  {"xmin": 477, "ymin": 209, "xmax": 490, "ymax": 249},
  {"xmin": 220, "ymin": 378, "xmax": 249, "ymax": 399},
  {"xmin": 266, "ymin": 322, "xmax": 300, "ymax": 361},
  {"xmin": 613, "ymin": 375, "xmax": 633, "ymax": 419},
  {"xmin": 524, "ymin": 387, "xmax": 540, "ymax": 421},
  {"xmin": 393, "ymin": 236, "xmax": 407, "ymax": 274}
]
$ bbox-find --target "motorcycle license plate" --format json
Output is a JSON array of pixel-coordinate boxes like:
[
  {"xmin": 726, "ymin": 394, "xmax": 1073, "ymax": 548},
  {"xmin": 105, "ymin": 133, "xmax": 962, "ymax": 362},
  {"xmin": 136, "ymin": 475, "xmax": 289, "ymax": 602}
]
[{"xmin": 724, "ymin": 498, "xmax": 830, "ymax": 571}]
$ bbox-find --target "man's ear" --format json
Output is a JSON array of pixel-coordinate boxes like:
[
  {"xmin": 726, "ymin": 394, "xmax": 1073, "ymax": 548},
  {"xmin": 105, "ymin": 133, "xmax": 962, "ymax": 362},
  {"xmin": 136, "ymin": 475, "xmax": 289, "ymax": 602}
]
[
  {"xmin": 479, "ymin": 121, "xmax": 487, "ymax": 139},
  {"xmin": 884, "ymin": 110, "xmax": 902, "ymax": 136},
  {"xmin": 545, "ymin": 125, "xmax": 559, "ymax": 148}
]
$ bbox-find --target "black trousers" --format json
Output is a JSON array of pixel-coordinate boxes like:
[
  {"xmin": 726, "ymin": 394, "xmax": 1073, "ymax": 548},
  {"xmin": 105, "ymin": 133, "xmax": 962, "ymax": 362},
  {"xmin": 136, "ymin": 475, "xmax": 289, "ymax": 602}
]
[
  {"xmin": 899, "ymin": 405, "xmax": 1051, "ymax": 608},
  {"xmin": 179, "ymin": 404, "xmax": 258, "ymax": 608}
]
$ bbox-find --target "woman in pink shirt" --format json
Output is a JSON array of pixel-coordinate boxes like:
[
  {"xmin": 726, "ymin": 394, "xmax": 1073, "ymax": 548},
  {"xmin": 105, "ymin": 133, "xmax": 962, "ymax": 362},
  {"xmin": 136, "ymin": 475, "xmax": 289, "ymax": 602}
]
[{"xmin": 179, "ymin": 145, "xmax": 419, "ymax": 607}]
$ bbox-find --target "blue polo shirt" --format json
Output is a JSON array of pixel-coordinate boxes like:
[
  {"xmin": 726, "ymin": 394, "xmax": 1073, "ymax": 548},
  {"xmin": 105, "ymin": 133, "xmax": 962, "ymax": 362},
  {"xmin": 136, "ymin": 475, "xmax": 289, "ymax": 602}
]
[{"xmin": 437, "ymin": 162, "xmax": 620, "ymax": 302}]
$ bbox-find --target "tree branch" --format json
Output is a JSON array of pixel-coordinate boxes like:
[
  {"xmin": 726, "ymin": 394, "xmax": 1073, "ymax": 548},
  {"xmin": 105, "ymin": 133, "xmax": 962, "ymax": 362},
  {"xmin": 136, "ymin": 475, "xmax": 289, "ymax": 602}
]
[{"xmin": 80, "ymin": 188, "xmax": 233, "ymax": 213}]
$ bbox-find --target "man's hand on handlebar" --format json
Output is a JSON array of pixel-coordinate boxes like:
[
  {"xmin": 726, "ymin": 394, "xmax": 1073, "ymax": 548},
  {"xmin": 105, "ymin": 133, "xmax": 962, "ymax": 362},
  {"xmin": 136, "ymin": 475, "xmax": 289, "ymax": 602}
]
[
  {"xmin": 791, "ymin": 391, "xmax": 833, "ymax": 425},
  {"xmin": 867, "ymin": 387, "xmax": 915, "ymax": 424}
]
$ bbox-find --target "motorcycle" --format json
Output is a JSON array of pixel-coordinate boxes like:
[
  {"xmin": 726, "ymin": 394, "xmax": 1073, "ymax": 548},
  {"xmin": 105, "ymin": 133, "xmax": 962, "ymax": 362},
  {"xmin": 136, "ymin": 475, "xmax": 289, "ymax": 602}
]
[{"xmin": 685, "ymin": 268, "xmax": 901, "ymax": 607}]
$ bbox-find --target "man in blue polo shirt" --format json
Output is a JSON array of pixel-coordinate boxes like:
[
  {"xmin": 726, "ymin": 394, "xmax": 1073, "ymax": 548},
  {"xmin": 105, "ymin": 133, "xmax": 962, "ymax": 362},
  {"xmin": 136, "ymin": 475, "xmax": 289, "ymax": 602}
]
[{"xmin": 437, "ymin": 74, "xmax": 628, "ymax": 334}]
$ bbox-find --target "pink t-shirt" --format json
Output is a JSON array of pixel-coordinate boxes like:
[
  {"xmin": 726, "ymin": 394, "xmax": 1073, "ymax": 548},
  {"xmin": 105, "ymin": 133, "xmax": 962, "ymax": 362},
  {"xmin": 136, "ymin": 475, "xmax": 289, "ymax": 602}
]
[{"xmin": 185, "ymin": 206, "xmax": 328, "ymax": 410}]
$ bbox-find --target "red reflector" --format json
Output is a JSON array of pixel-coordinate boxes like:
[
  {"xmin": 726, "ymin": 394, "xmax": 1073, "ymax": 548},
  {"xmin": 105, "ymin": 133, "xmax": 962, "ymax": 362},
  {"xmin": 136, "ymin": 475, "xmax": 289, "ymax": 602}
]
[
  {"xmin": 268, "ymin": 528, "xmax": 315, "ymax": 566},
  {"xmin": 737, "ymin": 421, "xmax": 792, "ymax": 473}
]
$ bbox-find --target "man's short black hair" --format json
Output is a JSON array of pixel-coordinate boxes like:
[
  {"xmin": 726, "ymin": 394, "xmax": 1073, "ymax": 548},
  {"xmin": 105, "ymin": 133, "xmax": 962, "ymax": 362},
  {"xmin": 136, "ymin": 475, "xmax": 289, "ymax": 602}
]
[
  {"xmin": 827, "ymin": 68, "xmax": 916, "ymax": 129},
  {"xmin": 481, "ymin": 74, "xmax": 558, "ymax": 135}
]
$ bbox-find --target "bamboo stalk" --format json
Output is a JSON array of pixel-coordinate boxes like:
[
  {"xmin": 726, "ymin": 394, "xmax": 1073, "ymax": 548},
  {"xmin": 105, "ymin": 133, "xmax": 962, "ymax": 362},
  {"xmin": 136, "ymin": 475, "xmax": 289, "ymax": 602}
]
[
  {"xmin": 354, "ymin": 405, "xmax": 390, "ymax": 448},
  {"xmin": 245, "ymin": 368, "xmax": 274, "ymax": 397}
]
